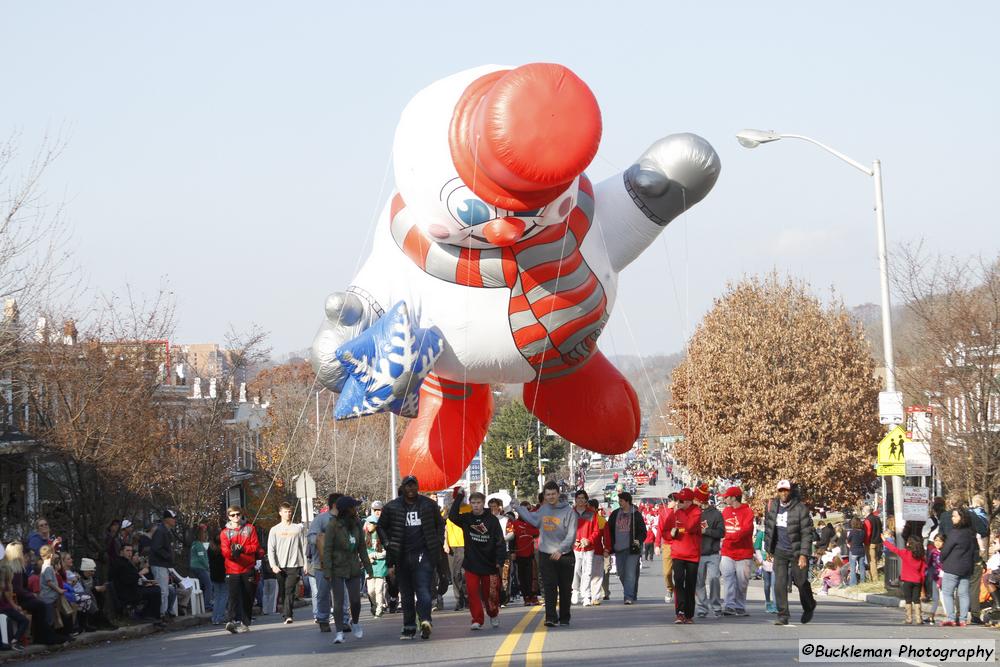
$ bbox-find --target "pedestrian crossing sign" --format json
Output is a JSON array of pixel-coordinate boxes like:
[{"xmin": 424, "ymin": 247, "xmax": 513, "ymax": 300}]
[{"xmin": 876, "ymin": 425, "xmax": 909, "ymax": 476}]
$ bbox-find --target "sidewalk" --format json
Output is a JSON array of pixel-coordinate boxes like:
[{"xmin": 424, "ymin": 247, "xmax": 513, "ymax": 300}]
[
  {"xmin": 824, "ymin": 585, "xmax": 905, "ymax": 608},
  {"xmin": 1, "ymin": 599, "xmax": 311, "ymax": 663},
  {"xmin": 0, "ymin": 613, "xmax": 211, "ymax": 663}
]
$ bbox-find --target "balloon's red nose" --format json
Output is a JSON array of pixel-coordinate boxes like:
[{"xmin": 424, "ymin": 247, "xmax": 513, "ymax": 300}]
[{"xmin": 482, "ymin": 217, "xmax": 526, "ymax": 247}]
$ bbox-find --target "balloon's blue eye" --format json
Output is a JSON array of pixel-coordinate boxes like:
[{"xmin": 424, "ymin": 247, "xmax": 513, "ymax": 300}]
[
  {"xmin": 456, "ymin": 199, "xmax": 493, "ymax": 226},
  {"xmin": 513, "ymin": 208, "xmax": 542, "ymax": 217}
]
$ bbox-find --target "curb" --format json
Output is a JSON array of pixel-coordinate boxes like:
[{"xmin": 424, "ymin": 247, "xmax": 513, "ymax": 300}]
[
  {"xmin": 825, "ymin": 588, "xmax": 904, "ymax": 608},
  {"xmin": 0, "ymin": 613, "xmax": 210, "ymax": 663}
]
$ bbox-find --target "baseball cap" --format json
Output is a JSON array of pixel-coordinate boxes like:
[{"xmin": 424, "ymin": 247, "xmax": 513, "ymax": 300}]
[
  {"xmin": 676, "ymin": 488, "xmax": 694, "ymax": 502},
  {"xmin": 401, "ymin": 475, "xmax": 418, "ymax": 486},
  {"xmin": 693, "ymin": 483, "xmax": 711, "ymax": 503},
  {"xmin": 335, "ymin": 496, "xmax": 360, "ymax": 514},
  {"xmin": 121, "ymin": 519, "xmax": 133, "ymax": 529},
  {"xmin": 163, "ymin": 509, "xmax": 179, "ymax": 519},
  {"xmin": 80, "ymin": 558, "xmax": 97, "ymax": 572},
  {"xmin": 370, "ymin": 500, "xmax": 384, "ymax": 510},
  {"xmin": 722, "ymin": 486, "xmax": 743, "ymax": 498},
  {"xmin": 776, "ymin": 479, "xmax": 791, "ymax": 491}
]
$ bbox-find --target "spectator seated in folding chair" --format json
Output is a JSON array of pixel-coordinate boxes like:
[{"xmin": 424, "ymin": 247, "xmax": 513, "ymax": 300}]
[{"xmin": 109, "ymin": 544, "xmax": 162, "ymax": 621}]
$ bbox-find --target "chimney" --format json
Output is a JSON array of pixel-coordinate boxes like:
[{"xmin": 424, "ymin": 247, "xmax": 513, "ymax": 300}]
[
  {"xmin": 35, "ymin": 317, "xmax": 48, "ymax": 343},
  {"xmin": 192, "ymin": 377, "xmax": 202, "ymax": 399},
  {"xmin": 209, "ymin": 377, "xmax": 217, "ymax": 399},
  {"xmin": 62, "ymin": 320, "xmax": 78, "ymax": 345}
]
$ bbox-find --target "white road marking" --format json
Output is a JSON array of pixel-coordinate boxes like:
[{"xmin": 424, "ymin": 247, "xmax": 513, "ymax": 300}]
[
  {"xmin": 211, "ymin": 644, "xmax": 255, "ymax": 657},
  {"xmin": 894, "ymin": 659, "xmax": 936, "ymax": 667}
]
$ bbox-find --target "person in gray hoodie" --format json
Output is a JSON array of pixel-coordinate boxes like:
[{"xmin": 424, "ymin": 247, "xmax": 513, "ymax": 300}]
[
  {"xmin": 512, "ymin": 481, "xmax": 577, "ymax": 627},
  {"xmin": 693, "ymin": 485, "xmax": 724, "ymax": 618}
]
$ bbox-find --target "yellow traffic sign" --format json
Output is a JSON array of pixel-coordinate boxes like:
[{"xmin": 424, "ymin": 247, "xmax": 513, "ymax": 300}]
[{"xmin": 877, "ymin": 425, "xmax": 909, "ymax": 476}]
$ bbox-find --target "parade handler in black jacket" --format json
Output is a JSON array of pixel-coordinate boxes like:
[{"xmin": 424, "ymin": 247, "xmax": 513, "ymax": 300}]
[
  {"xmin": 376, "ymin": 475, "xmax": 446, "ymax": 641},
  {"xmin": 449, "ymin": 489, "xmax": 507, "ymax": 630},
  {"xmin": 764, "ymin": 480, "xmax": 817, "ymax": 625}
]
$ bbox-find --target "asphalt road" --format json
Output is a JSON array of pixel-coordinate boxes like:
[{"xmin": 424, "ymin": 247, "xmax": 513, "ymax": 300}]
[{"xmin": 26, "ymin": 468, "xmax": 999, "ymax": 667}]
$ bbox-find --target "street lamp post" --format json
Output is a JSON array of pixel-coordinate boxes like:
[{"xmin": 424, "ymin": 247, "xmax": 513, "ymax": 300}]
[{"xmin": 736, "ymin": 129, "xmax": 903, "ymax": 546}]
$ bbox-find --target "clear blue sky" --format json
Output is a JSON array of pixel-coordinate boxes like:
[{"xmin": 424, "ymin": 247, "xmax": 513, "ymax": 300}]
[{"xmin": 3, "ymin": 2, "xmax": 997, "ymax": 359}]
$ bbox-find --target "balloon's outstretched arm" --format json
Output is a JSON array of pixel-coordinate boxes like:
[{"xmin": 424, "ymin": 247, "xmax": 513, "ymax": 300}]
[
  {"xmin": 309, "ymin": 289, "xmax": 381, "ymax": 392},
  {"xmin": 592, "ymin": 133, "xmax": 720, "ymax": 273}
]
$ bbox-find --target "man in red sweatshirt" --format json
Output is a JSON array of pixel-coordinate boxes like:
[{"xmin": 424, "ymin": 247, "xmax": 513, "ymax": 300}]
[
  {"xmin": 660, "ymin": 488, "xmax": 701, "ymax": 623},
  {"xmin": 570, "ymin": 490, "xmax": 601, "ymax": 607},
  {"xmin": 655, "ymin": 494, "xmax": 677, "ymax": 603},
  {"xmin": 720, "ymin": 486, "xmax": 755, "ymax": 617},
  {"xmin": 221, "ymin": 506, "xmax": 261, "ymax": 634}
]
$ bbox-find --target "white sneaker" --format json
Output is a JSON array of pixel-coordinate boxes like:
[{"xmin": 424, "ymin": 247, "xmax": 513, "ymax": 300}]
[
  {"xmin": 352, "ymin": 623, "xmax": 364, "ymax": 639},
  {"xmin": 334, "ymin": 631, "xmax": 344, "ymax": 644},
  {"xmin": 470, "ymin": 622, "xmax": 482, "ymax": 631},
  {"xmin": 238, "ymin": 624, "xmax": 251, "ymax": 633},
  {"xmin": 490, "ymin": 616, "xmax": 500, "ymax": 629},
  {"xmin": 664, "ymin": 593, "xmax": 674, "ymax": 604}
]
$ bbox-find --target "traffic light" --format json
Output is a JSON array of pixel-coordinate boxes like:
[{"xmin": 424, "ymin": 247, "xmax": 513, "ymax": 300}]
[
  {"xmin": 517, "ymin": 446, "xmax": 524, "ymax": 458},
  {"xmin": 642, "ymin": 437, "xmax": 648, "ymax": 454},
  {"xmin": 526, "ymin": 438, "xmax": 533, "ymax": 453},
  {"xmin": 506, "ymin": 445, "xmax": 514, "ymax": 459}
]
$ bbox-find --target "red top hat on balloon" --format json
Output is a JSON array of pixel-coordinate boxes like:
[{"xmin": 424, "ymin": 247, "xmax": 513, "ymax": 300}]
[{"xmin": 449, "ymin": 63, "xmax": 602, "ymax": 213}]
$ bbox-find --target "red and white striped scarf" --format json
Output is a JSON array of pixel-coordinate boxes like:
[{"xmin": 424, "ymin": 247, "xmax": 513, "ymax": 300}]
[{"xmin": 390, "ymin": 176, "xmax": 608, "ymax": 379}]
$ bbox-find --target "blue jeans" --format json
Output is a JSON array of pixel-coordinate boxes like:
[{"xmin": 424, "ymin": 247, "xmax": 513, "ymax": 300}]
[
  {"xmin": 396, "ymin": 550, "xmax": 435, "ymax": 631},
  {"xmin": 941, "ymin": 572, "xmax": 970, "ymax": 622},
  {"xmin": 615, "ymin": 551, "xmax": 641, "ymax": 602},
  {"xmin": 848, "ymin": 554, "xmax": 864, "ymax": 586},
  {"xmin": 308, "ymin": 572, "xmax": 332, "ymax": 623},
  {"xmin": 211, "ymin": 582, "xmax": 228, "ymax": 623},
  {"xmin": 191, "ymin": 568, "xmax": 213, "ymax": 609}
]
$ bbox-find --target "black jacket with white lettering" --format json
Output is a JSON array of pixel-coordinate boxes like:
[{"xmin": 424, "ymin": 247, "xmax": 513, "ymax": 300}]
[{"xmin": 376, "ymin": 494, "xmax": 445, "ymax": 568}]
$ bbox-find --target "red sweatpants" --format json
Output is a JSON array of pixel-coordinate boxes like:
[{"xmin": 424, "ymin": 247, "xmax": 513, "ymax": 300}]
[{"xmin": 464, "ymin": 570, "xmax": 500, "ymax": 625}]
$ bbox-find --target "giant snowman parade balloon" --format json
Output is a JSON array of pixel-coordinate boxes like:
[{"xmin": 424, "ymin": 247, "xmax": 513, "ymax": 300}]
[{"xmin": 311, "ymin": 63, "xmax": 720, "ymax": 490}]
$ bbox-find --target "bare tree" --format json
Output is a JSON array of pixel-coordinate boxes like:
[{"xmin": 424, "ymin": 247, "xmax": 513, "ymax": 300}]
[
  {"xmin": 0, "ymin": 133, "xmax": 75, "ymax": 361},
  {"xmin": 893, "ymin": 245, "xmax": 1000, "ymax": 516}
]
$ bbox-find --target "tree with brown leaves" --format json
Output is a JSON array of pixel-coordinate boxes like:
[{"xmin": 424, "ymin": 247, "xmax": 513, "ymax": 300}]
[{"xmin": 670, "ymin": 275, "xmax": 883, "ymax": 509}]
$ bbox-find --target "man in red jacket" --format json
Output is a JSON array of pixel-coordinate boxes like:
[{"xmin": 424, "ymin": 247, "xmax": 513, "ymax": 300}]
[
  {"xmin": 512, "ymin": 503, "xmax": 540, "ymax": 606},
  {"xmin": 660, "ymin": 488, "xmax": 701, "ymax": 623},
  {"xmin": 655, "ymin": 494, "xmax": 677, "ymax": 604},
  {"xmin": 720, "ymin": 486, "xmax": 755, "ymax": 617},
  {"xmin": 221, "ymin": 505, "xmax": 261, "ymax": 634}
]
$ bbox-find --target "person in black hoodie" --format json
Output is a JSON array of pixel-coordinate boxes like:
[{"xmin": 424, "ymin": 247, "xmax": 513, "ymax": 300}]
[
  {"xmin": 449, "ymin": 489, "xmax": 507, "ymax": 630},
  {"xmin": 939, "ymin": 508, "xmax": 977, "ymax": 627},
  {"xmin": 693, "ymin": 484, "xmax": 724, "ymax": 618},
  {"xmin": 149, "ymin": 510, "xmax": 177, "ymax": 621}
]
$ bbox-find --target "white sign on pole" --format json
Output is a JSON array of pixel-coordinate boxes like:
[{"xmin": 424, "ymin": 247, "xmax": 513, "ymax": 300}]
[
  {"xmin": 294, "ymin": 470, "xmax": 317, "ymax": 525},
  {"xmin": 879, "ymin": 391, "xmax": 904, "ymax": 425},
  {"xmin": 901, "ymin": 486, "xmax": 930, "ymax": 522},
  {"xmin": 904, "ymin": 441, "xmax": 932, "ymax": 477}
]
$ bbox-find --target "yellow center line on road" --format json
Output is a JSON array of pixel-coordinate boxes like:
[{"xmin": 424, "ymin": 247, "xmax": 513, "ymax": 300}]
[
  {"xmin": 524, "ymin": 613, "xmax": 548, "ymax": 667},
  {"xmin": 491, "ymin": 605, "xmax": 543, "ymax": 667}
]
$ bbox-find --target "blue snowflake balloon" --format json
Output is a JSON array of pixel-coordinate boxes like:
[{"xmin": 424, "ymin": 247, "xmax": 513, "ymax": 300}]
[{"xmin": 333, "ymin": 301, "xmax": 443, "ymax": 419}]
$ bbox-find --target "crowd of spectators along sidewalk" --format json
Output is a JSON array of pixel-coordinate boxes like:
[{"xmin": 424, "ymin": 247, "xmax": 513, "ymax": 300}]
[
  {"xmin": 0, "ymin": 501, "xmax": 315, "ymax": 652},
  {"xmin": 4, "ymin": 463, "xmax": 1000, "ymax": 655}
]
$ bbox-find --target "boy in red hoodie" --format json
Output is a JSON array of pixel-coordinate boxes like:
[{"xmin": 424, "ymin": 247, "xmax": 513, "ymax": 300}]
[
  {"xmin": 720, "ymin": 486, "xmax": 755, "ymax": 616},
  {"xmin": 221, "ymin": 506, "xmax": 261, "ymax": 634},
  {"xmin": 512, "ymin": 502, "xmax": 541, "ymax": 606},
  {"xmin": 571, "ymin": 490, "xmax": 601, "ymax": 607},
  {"xmin": 660, "ymin": 488, "xmax": 701, "ymax": 623}
]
